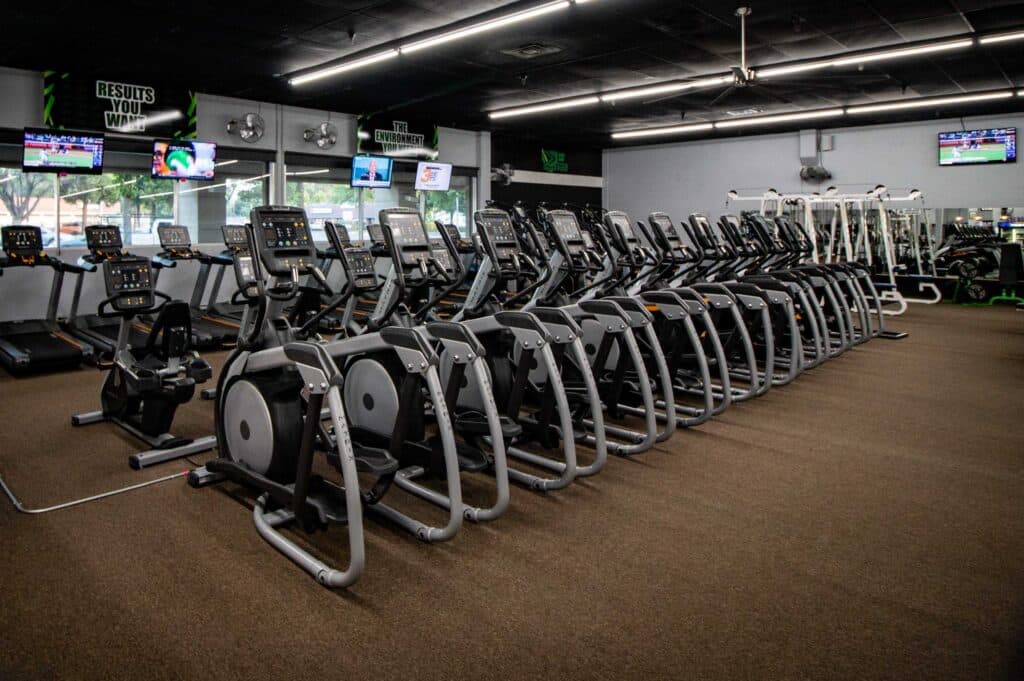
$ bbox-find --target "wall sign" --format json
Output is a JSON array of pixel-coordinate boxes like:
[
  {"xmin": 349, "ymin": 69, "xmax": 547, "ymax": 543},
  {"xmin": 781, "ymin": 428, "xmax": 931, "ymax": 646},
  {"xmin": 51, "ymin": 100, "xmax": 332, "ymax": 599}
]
[
  {"xmin": 43, "ymin": 71, "xmax": 197, "ymax": 138},
  {"xmin": 541, "ymin": 148, "xmax": 568, "ymax": 173},
  {"xmin": 357, "ymin": 115, "xmax": 438, "ymax": 160}
]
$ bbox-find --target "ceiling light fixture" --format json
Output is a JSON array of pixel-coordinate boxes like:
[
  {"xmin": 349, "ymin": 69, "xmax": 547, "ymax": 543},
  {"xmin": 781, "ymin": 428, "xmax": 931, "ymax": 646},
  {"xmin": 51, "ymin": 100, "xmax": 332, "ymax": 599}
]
[
  {"xmin": 714, "ymin": 108, "xmax": 844, "ymax": 129},
  {"xmin": 489, "ymin": 95, "xmax": 600, "ymax": 119},
  {"xmin": 611, "ymin": 123, "xmax": 714, "ymax": 139},
  {"xmin": 756, "ymin": 59, "xmax": 835, "ymax": 79},
  {"xmin": 401, "ymin": 1, "xmax": 571, "ymax": 54},
  {"xmin": 829, "ymin": 38, "xmax": 972, "ymax": 68},
  {"xmin": 600, "ymin": 75, "xmax": 732, "ymax": 102},
  {"xmin": 289, "ymin": 50, "xmax": 399, "ymax": 86},
  {"xmin": 846, "ymin": 90, "xmax": 1014, "ymax": 114},
  {"xmin": 286, "ymin": 169, "xmax": 331, "ymax": 176},
  {"xmin": 979, "ymin": 30, "xmax": 1024, "ymax": 45}
]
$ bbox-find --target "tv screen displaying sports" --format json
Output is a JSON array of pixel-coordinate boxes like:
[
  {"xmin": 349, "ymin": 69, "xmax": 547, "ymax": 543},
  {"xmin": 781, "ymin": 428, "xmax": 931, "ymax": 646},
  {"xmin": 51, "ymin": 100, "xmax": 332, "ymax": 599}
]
[
  {"xmin": 350, "ymin": 155, "xmax": 393, "ymax": 189},
  {"xmin": 22, "ymin": 128, "xmax": 104, "ymax": 174},
  {"xmin": 415, "ymin": 161, "xmax": 453, "ymax": 191},
  {"xmin": 939, "ymin": 128, "xmax": 1016, "ymax": 166},
  {"xmin": 152, "ymin": 140, "xmax": 217, "ymax": 180}
]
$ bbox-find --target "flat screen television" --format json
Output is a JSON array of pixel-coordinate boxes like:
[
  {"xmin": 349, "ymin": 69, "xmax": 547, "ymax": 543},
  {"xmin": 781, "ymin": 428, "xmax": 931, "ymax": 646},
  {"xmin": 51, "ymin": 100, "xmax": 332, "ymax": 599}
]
[
  {"xmin": 152, "ymin": 140, "xmax": 217, "ymax": 180},
  {"xmin": 350, "ymin": 155, "xmax": 393, "ymax": 189},
  {"xmin": 938, "ymin": 128, "xmax": 1016, "ymax": 166},
  {"xmin": 22, "ymin": 128, "xmax": 104, "ymax": 174},
  {"xmin": 414, "ymin": 161, "xmax": 453, "ymax": 191}
]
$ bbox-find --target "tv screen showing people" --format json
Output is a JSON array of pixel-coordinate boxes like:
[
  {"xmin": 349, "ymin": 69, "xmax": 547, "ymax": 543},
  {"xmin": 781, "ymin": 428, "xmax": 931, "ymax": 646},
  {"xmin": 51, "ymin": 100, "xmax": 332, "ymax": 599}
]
[{"xmin": 351, "ymin": 155, "xmax": 394, "ymax": 189}]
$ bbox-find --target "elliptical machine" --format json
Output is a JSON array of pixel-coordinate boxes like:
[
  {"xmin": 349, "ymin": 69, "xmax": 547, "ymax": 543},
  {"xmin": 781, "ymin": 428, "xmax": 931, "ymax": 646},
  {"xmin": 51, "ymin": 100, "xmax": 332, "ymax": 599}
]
[{"xmin": 71, "ymin": 250, "xmax": 214, "ymax": 469}]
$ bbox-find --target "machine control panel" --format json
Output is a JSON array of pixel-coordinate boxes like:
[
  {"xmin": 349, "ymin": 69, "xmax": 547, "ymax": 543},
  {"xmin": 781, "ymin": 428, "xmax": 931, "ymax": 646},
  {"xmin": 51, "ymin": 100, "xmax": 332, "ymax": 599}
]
[
  {"xmin": 1, "ymin": 226, "xmax": 44, "ymax": 258},
  {"xmin": 104, "ymin": 257, "xmax": 154, "ymax": 311},
  {"xmin": 430, "ymin": 242, "xmax": 456, "ymax": 274},
  {"xmin": 379, "ymin": 209, "xmax": 431, "ymax": 270},
  {"xmin": 547, "ymin": 210, "xmax": 587, "ymax": 256},
  {"xmin": 85, "ymin": 225, "xmax": 124, "ymax": 254},
  {"xmin": 366, "ymin": 223, "xmax": 385, "ymax": 245},
  {"xmin": 250, "ymin": 206, "xmax": 315, "ymax": 276},
  {"xmin": 157, "ymin": 225, "xmax": 193, "ymax": 255},
  {"xmin": 326, "ymin": 222, "xmax": 351, "ymax": 246},
  {"xmin": 474, "ymin": 210, "xmax": 520, "ymax": 265},
  {"xmin": 340, "ymin": 248, "xmax": 377, "ymax": 291},
  {"xmin": 649, "ymin": 213, "xmax": 692, "ymax": 260},
  {"xmin": 222, "ymin": 225, "xmax": 249, "ymax": 249},
  {"xmin": 605, "ymin": 211, "xmax": 638, "ymax": 246}
]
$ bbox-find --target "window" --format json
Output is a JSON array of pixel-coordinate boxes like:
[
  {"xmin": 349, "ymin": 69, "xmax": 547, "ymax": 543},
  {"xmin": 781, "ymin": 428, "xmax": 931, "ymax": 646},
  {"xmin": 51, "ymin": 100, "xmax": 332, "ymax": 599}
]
[
  {"xmin": 179, "ymin": 158, "xmax": 270, "ymax": 244},
  {"xmin": 0, "ymin": 168, "xmax": 57, "ymax": 246},
  {"xmin": 286, "ymin": 167, "xmax": 359, "ymax": 243},
  {"xmin": 58, "ymin": 171, "xmax": 172, "ymax": 247}
]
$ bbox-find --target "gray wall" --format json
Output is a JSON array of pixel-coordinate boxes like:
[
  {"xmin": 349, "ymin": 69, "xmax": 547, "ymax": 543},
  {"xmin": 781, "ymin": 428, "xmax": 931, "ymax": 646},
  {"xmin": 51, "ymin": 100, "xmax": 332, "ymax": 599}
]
[{"xmin": 603, "ymin": 112, "xmax": 1024, "ymax": 220}]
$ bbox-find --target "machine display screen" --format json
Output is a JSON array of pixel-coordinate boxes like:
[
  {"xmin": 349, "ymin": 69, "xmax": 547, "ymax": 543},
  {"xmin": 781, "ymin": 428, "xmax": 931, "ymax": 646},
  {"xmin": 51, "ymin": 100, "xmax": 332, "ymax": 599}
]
[
  {"xmin": 479, "ymin": 214, "xmax": 516, "ymax": 244},
  {"xmin": 608, "ymin": 214, "xmax": 636, "ymax": 240},
  {"xmin": 367, "ymin": 223, "xmax": 385, "ymax": 244},
  {"xmin": 432, "ymin": 246, "xmax": 454, "ymax": 272},
  {"xmin": 649, "ymin": 215, "xmax": 676, "ymax": 238},
  {"xmin": 222, "ymin": 225, "xmax": 248, "ymax": 246},
  {"xmin": 158, "ymin": 225, "xmax": 191, "ymax": 248},
  {"xmin": 386, "ymin": 212, "xmax": 429, "ymax": 248},
  {"xmin": 23, "ymin": 128, "xmax": 105, "ymax": 175},
  {"xmin": 86, "ymin": 226, "xmax": 123, "ymax": 250},
  {"xmin": 234, "ymin": 255, "xmax": 257, "ymax": 286},
  {"xmin": 343, "ymin": 249, "xmax": 375, "ymax": 276},
  {"xmin": 261, "ymin": 216, "xmax": 311, "ymax": 249},
  {"xmin": 327, "ymin": 222, "xmax": 351, "ymax": 245},
  {"xmin": 108, "ymin": 260, "xmax": 152, "ymax": 292},
  {"xmin": 551, "ymin": 213, "xmax": 583, "ymax": 242},
  {"xmin": 2, "ymin": 227, "xmax": 43, "ymax": 254}
]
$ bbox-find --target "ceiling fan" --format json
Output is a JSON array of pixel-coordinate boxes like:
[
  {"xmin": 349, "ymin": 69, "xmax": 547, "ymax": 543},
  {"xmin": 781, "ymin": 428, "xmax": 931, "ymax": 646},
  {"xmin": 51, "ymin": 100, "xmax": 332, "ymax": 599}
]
[{"xmin": 643, "ymin": 6, "xmax": 895, "ymax": 111}]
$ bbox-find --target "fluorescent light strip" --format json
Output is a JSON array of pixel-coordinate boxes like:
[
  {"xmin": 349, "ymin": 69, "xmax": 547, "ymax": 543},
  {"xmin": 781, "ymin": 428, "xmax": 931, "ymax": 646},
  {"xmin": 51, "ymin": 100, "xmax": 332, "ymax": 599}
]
[
  {"xmin": 139, "ymin": 173, "xmax": 271, "ymax": 200},
  {"xmin": 830, "ymin": 39, "xmax": 972, "ymax": 67},
  {"xmin": 979, "ymin": 30, "xmax": 1024, "ymax": 45},
  {"xmin": 600, "ymin": 75, "xmax": 731, "ymax": 102},
  {"xmin": 489, "ymin": 95, "xmax": 600, "ymax": 119},
  {"xmin": 111, "ymin": 110, "xmax": 182, "ymax": 133},
  {"xmin": 214, "ymin": 159, "xmax": 239, "ymax": 167},
  {"xmin": 611, "ymin": 123, "xmax": 713, "ymax": 139},
  {"xmin": 846, "ymin": 91, "xmax": 1014, "ymax": 114},
  {"xmin": 714, "ymin": 108, "xmax": 844, "ymax": 129},
  {"xmin": 290, "ymin": 50, "xmax": 399, "ymax": 86},
  {"xmin": 286, "ymin": 169, "xmax": 331, "ymax": 176},
  {"xmin": 60, "ymin": 178, "xmax": 138, "ymax": 199},
  {"xmin": 757, "ymin": 59, "xmax": 835, "ymax": 79},
  {"xmin": 401, "ymin": 1, "xmax": 570, "ymax": 54}
]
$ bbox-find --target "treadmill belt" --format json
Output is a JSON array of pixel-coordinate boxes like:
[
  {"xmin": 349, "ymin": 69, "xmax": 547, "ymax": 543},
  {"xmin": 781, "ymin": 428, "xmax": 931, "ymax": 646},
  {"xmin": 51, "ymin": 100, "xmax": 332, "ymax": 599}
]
[{"xmin": 0, "ymin": 330, "xmax": 84, "ymax": 371}]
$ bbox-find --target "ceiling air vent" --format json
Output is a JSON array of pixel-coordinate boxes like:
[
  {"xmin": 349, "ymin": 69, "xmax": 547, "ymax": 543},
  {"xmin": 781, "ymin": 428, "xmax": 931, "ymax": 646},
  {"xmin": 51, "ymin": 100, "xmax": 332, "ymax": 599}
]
[{"xmin": 501, "ymin": 43, "xmax": 563, "ymax": 59}]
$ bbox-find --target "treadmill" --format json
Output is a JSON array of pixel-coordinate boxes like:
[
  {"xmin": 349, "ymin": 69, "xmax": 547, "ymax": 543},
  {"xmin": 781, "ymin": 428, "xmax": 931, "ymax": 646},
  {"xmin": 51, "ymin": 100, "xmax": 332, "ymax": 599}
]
[
  {"xmin": 150, "ymin": 224, "xmax": 237, "ymax": 348},
  {"xmin": 64, "ymin": 225, "xmax": 153, "ymax": 362},
  {"xmin": 201, "ymin": 224, "xmax": 251, "ymax": 324},
  {"xmin": 0, "ymin": 226, "xmax": 93, "ymax": 373}
]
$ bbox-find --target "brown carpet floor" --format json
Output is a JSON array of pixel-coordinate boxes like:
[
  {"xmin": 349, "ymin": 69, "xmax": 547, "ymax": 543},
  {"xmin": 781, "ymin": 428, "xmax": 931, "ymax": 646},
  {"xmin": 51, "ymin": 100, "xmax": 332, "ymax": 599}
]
[{"xmin": 1, "ymin": 303, "xmax": 1022, "ymax": 681}]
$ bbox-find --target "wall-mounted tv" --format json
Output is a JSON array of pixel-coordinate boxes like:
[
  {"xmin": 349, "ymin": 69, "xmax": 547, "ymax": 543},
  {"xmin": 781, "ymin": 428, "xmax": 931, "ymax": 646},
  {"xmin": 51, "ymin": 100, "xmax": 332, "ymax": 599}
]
[
  {"xmin": 22, "ymin": 128, "xmax": 105, "ymax": 174},
  {"xmin": 415, "ymin": 161, "xmax": 453, "ymax": 191},
  {"xmin": 939, "ymin": 128, "xmax": 1016, "ymax": 166},
  {"xmin": 152, "ymin": 140, "xmax": 217, "ymax": 180},
  {"xmin": 350, "ymin": 155, "xmax": 393, "ymax": 189}
]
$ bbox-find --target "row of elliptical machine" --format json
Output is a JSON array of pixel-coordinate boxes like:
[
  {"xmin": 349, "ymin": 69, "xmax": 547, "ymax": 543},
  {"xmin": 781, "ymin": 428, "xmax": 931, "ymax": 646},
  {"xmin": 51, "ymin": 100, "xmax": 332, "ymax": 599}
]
[{"xmin": 189, "ymin": 205, "xmax": 606, "ymax": 588}]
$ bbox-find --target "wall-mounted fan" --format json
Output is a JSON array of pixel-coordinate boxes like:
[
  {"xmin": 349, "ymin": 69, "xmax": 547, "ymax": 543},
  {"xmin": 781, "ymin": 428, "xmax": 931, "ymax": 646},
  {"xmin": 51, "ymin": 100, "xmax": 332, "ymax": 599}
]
[
  {"xmin": 226, "ymin": 112, "xmax": 266, "ymax": 143},
  {"xmin": 304, "ymin": 122, "xmax": 338, "ymax": 150},
  {"xmin": 491, "ymin": 163, "xmax": 515, "ymax": 185}
]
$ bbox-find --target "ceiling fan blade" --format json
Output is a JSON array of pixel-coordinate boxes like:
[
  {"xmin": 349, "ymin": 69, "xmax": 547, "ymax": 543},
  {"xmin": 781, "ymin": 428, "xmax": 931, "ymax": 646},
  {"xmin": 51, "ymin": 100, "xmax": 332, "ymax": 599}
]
[{"xmin": 707, "ymin": 86, "xmax": 737, "ymax": 108}]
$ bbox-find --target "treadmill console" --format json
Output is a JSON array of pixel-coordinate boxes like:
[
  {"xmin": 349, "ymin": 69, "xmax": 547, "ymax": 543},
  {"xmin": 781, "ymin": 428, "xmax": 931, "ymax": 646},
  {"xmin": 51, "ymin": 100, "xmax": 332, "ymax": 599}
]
[
  {"xmin": 366, "ymin": 222, "xmax": 385, "ymax": 245},
  {"xmin": 222, "ymin": 225, "xmax": 249, "ymax": 250},
  {"xmin": 249, "ymin": 206, "xmax": 315, "ymax": 276},
  {"xmin": 104, "ymin": 257, "xmax": 154, "ymax": 311},
  {"xmin": 85, "ymin": 225, "xmax": 123, "ymax": 254},
  {"xmin": 378, "ymin": 208, "xmax": 431, "ymax": 270},
  {"xmin": 474, "ymin": 209, "xmax": 519, "ymax": 266},
  {"xmin": 157, "ymin": 225, "xmax": 192, "ymax": 249},
  {"xmin": 1, "ymin": 226, "xmax": 44, "ymax": 258}
]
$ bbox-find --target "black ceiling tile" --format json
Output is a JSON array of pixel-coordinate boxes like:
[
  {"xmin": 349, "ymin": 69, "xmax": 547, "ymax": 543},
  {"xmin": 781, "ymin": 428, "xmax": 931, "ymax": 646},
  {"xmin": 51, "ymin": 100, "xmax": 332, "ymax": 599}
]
[
  {"xmin": 963, "ymin": 3, "xmax": 1024, "ymax": 31},
  {"xmin": 829, "ymin": 24, "xmax": 905, "ymax": 50},
  {"xmin": 889, "ymin": 14, "xmax": 974, "ymax": 40}
]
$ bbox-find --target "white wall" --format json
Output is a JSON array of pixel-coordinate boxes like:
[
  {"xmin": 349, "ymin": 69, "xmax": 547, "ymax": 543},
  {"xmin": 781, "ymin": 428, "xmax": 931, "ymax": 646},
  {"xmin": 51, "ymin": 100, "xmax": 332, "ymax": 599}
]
[{"xmin": 604, "ymin": 112, "xmax": 1024, "ymax": 220}]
